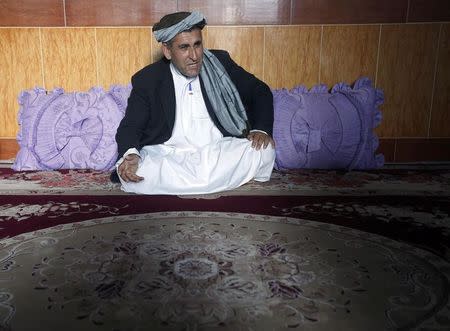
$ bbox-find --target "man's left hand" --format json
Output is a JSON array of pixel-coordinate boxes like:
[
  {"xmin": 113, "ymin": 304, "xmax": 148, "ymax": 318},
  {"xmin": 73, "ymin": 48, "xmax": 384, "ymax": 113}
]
[{"xmin": 247, "ymin": 131, "xmax": 275, "ymax": 150}]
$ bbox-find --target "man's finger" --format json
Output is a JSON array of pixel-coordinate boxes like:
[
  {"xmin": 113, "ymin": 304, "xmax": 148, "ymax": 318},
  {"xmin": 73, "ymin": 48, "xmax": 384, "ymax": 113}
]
[
  {"xmin": 255, "ymin": 138, "xmax": 263, "ymax": 150},
  {"xmin": 121, "ymin": 170, "xmax": 132, "ymax": 182},
  {"xmin": 122, "ymin": 171, "xmax": 144, "ymax": 183},
  {"xmin": 247, "ymin": 132, "xmax": 275, "ymax": 150},
  {"xmin": 128, "ymin": 174, "xmax": 144, "ymax": 183},
  {"xmin": 253, "ymin": 138, "xmax": 260, "ymax": 149},
  {"xmin": 249, "ymin": 134, "xmax": 260, "ymax": 150},
  {"xmin": 124, "ymin": 154, "xmax": 140, "ymax": 163},
  {"xmin": 118, "ymin": 166, "xmax": 142, "ymax": 183},
  {"xmin": 130, "ymin": 172, "xmax": 145, "ymax": 182}
]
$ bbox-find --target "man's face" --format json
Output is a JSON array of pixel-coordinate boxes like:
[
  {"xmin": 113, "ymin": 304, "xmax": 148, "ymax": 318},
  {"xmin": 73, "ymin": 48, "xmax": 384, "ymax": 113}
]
[{"xmin": 162, "ymin": 28, "xmax": 204, "ymax": 78}]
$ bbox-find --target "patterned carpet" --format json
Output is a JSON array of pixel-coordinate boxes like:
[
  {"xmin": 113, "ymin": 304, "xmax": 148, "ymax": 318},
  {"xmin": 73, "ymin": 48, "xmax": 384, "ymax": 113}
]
[
  {"xmin": 0, "ymin": 167, "xmax": 449, "ymax": 196},
  {"xmin": 0, "ymin": 166, "xmax": 449, "ymax": 330}
]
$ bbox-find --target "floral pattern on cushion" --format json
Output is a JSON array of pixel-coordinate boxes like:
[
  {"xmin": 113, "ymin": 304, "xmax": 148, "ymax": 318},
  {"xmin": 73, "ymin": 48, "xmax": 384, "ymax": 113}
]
[
  {"xmin": 273, "ymin": 77, "xmax": 384, "ymax": 170},
  {"xmin": 12, "ymin": 85, "xmax": 131, "ymax": 171}
]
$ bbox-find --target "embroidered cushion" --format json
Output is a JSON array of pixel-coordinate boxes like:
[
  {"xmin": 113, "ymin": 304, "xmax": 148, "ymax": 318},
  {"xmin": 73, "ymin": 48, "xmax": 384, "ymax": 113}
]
[
  {"xmin": 12, "ymin": 85, "xmax": 131, "ymax": 171},
  {"xmin": 273, "ymin": 77, "xmax": 384, "ymax": 170}
]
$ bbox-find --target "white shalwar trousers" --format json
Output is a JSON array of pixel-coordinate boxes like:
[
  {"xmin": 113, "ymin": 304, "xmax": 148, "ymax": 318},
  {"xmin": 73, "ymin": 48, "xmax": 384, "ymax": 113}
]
[{"xmin": 119, "ymin": 137, "xmax": 275, "ymax": 195}]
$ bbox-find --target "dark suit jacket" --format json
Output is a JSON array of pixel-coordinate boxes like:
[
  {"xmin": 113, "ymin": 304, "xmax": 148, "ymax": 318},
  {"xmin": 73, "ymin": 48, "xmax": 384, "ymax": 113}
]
[{"xmin": 115, "ymin": 49, "xmax": 274, "ymax": 157}]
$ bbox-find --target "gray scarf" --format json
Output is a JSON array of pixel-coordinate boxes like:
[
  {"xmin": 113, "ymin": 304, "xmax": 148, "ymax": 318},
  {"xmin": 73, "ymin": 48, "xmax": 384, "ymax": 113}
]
[{"xmin": 154, "ymin": 12, "xmax": 249, "ymax": 137}]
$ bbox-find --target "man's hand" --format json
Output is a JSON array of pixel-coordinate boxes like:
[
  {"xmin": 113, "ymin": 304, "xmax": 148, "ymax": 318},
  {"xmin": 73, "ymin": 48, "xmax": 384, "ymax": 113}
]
[
  {"xmin": 118, "ymin": 154, "xmax": 144, "ymax": 183},
  {"xmin": 247, "ymin": 131, "xmax": 275, "ymax": 150}
]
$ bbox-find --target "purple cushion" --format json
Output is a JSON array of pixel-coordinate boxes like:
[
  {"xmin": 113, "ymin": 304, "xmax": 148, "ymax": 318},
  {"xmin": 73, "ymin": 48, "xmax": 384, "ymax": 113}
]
[
  {"xmin": 273, "ymin": 77, "xmax": 384, "ymax": 170},
  {"xmin": 12, "ymin": 85, "xmax": 131, "ymax": 171}
]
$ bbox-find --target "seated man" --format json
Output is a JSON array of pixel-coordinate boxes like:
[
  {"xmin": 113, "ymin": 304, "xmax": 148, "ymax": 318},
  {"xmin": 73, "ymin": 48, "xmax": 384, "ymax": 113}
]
[{"xmin": 112, "ymin": 11, "xmax": 275, "ymax": 195}]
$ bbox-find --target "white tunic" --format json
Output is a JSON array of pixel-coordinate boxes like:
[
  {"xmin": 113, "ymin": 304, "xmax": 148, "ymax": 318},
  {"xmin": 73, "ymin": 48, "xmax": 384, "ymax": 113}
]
[{"xmin": 117, "ymin": 64, "xmax": 275, "ymax": 195}]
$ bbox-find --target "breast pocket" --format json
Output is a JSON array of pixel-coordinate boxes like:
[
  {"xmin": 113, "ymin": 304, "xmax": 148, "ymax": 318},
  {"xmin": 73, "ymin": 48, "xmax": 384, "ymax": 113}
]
[{"xmin": 190, "ymin": 94, "xmax": 212, "ymax": 120}]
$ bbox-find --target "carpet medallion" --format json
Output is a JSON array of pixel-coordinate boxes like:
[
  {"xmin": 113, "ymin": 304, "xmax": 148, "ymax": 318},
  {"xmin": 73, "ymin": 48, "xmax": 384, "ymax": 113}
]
[{"xmin": 0, "ymin": 211, "xmax": 449, "ymax": 331}]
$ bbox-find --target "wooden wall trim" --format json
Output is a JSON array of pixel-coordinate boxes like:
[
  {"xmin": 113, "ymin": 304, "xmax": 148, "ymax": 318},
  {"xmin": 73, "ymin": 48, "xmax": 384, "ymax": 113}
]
[
  {"xmin": 0, "ymin": 138, "xmax": 19, "ymax": 161},
  {"xmin": 378, "ymin": 138, "xmax": 450, "ymax": 163},
  {"xmin": 1, "ymin": 0, "xmax": 448, "ymax": 27}
]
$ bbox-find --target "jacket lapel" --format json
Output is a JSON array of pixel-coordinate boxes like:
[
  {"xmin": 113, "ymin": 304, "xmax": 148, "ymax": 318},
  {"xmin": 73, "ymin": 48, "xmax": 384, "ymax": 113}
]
[{"xmin": 158, "ymin": 64, "xmax": 176, "ymax": 131}]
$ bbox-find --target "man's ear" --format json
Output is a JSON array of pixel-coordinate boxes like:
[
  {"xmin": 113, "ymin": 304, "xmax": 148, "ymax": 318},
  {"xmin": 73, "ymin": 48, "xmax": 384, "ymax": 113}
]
[{"xmin": 161, "ymin": 43, "xmax": 172, "ymax": 60}]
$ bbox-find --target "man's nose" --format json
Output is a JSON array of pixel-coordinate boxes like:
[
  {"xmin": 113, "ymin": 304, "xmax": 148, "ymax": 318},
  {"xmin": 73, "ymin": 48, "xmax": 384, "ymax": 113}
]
[{"xmin": 189, "ymin": 47, "xmax": 197, "ymax": 60}]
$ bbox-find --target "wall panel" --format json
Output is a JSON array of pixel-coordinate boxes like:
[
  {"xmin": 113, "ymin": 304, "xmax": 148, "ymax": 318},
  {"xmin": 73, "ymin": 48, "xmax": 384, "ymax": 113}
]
[
  {"xmin": 178, "ymin": 0, "xmax": 291, "ymax": 25},
  {"xmin": 430, "ymin": 24, "xmax": 450, "ymax": 137},
  {"xmin": 97, "ymin": 28, "xmax": 152, "ymax": 88},
  {"xmin": 0, "ymin": 0, "xmax": 64, "ymax": 27},
  {"xmin": 151, "ymin": 35, "xmax": 163, "ymax": 63},
  {"xmin": 41, "ymin": 28, "xmax": 97, "ymax": 91},
  {"xmin": 207, "ymin": 27, "xmax": 264, "ymax": 80},
  {"xmin": 65, "ymin": 0, "xmax": 177, "ymax": 26},
  {"xmin": 0, "ymin": 28, "xmax": 42, "ymax": 137},
  {"xmin": 408, "ymin": 0, "xmax": 450, "ymax": 22},
  {"xmin": 376, "ymin": 24, "xmax": 440, "ymax": 137},
  {"xmin": 320, "ymin": 25, "xmax": 379, "ymax": 87},
  {"xmin": 292, "ymin": 0, "xmax": 408, "ymax": 24},
  {"xmin": 264, "ymin": 26, "xmax": 321, "ymax": 89}
]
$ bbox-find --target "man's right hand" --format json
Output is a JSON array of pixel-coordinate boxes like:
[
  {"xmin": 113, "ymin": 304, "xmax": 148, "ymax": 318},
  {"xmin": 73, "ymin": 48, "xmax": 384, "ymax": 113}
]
[{"xmin": 118, "ymin": 154, "xmax": 144, "ymax": 183}]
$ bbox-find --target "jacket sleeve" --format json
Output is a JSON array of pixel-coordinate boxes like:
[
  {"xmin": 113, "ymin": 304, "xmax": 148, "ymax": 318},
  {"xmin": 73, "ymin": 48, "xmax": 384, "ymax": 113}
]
[
  {"xmin": 215, "ymin": 50, "xmax": 274, "ymax": 136},
  {"xmin": 115, "ymin": 75, "xmax": 151, "ymax": 158}
]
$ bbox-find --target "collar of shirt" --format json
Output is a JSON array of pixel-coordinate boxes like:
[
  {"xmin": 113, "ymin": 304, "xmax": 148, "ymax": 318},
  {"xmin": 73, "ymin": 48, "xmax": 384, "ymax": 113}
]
[{"xmin": 170, "ymin": 63, "xmax": 198, "ymax": 95}]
